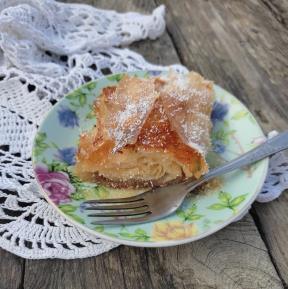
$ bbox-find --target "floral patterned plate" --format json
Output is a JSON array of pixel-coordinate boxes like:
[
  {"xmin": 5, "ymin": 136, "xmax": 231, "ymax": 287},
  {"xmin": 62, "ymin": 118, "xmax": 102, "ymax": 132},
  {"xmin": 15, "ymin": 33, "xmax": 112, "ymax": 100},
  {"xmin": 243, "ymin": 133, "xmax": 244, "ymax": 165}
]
[{"xmin": 32, "ymin": 71, "xmax": 268, "ymax": 247}]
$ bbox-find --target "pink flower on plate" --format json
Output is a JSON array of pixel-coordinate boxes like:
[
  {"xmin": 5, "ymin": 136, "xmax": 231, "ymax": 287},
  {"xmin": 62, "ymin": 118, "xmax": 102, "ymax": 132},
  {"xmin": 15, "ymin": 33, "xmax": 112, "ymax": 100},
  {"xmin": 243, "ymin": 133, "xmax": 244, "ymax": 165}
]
[{"xmin": 35, "ymin": 165, "xmax": 75, "ymax": 205}]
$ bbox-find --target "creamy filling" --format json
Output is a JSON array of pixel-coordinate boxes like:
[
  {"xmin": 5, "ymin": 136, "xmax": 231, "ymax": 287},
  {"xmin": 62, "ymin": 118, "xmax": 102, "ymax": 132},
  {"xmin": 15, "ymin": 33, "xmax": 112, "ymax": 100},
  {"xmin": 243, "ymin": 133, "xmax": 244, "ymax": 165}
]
[{"xmin": 75, "ymin": 150, "xmax": 190, "ymax": 183}]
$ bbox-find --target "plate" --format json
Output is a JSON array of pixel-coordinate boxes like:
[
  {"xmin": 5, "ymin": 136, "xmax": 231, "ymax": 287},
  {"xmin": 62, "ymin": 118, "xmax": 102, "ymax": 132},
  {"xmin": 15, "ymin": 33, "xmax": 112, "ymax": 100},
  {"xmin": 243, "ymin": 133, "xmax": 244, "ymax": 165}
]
[{"xmin": 32, "ymin": 71, "xmax": 268, "ymax": 247}]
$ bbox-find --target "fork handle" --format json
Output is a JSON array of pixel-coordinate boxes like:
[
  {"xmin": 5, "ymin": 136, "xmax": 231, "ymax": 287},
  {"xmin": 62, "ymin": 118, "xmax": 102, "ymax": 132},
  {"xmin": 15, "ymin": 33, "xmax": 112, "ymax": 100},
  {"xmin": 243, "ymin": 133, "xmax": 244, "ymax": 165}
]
[{"xmin": 199, "ymin": 131, "xmax": 288, "ymax": 184}]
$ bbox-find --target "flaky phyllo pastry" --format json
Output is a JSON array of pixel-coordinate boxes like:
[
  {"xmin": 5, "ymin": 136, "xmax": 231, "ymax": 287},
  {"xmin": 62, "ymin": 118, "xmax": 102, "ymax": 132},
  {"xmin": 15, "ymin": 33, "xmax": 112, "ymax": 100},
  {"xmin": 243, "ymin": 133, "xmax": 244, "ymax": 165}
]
[{"xmin": 75, "ymin": 71, "xmax": 214, "ymax": 188}]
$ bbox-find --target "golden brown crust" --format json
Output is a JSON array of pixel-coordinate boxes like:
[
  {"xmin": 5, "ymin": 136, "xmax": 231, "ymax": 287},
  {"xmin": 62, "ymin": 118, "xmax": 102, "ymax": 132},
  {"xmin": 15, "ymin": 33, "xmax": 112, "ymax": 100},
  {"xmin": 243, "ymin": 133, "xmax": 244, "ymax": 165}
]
[
  {"xmin": 74, "ymin": 71, "xmax": 213, "ymax": 189},
  {"xmin": 76, "ymin": 171, "xmax": 186, "ymax": 189}
]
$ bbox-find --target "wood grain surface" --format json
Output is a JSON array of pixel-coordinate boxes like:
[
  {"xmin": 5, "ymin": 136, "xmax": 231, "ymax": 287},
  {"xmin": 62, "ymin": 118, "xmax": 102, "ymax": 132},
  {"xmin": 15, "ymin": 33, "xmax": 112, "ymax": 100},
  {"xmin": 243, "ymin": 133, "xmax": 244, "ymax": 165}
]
[
  {"xmin": 156, "ymin": 0, "xmax": 288, "ymax": 131},
  {"xmin": 0, "ymin": 0, "xmax": 287, "ymax": 288},
  {"xmin": 154, "ymin": 0, "xmax": 288, "ymax": 286},
  {"xmin": 23, "ymin": 216, "xmax": 283, "ymax": 289},
  {"xmin": 0, "ymin": 249, "xmax": 24, "ymax": 289}
]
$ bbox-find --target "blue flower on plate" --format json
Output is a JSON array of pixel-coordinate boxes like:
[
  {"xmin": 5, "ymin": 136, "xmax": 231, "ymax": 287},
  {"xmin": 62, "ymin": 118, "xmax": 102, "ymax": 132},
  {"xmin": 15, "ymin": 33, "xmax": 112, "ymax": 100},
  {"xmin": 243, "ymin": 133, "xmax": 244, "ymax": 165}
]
[
  {"xmin": 211, "ymin": 101, "xmax": 229, "ymax": 125},
  {"xmin": 57, "ymin": 147, "xmax": 76, "ymax": 165},
  {"xmin": 212, "ymin": 139, "xmax": 226, "ymax": 154},
  {"xmin": 58, "ymin": 106, "xmax": 79, "ymax": 128},
  {"xmin": 148, "ymin": 70, "xmax": 162, "ymax": 76},
  {"xmin": 211, "ymin": 101, "xmax": 229, "ymax": 154}
]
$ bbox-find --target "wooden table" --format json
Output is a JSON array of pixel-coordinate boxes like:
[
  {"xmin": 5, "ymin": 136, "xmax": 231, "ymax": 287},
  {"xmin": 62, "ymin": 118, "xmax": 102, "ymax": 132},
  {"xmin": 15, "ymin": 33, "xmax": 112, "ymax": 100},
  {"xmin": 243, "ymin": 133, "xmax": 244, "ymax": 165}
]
[{"xmin": 1, "ymin": 1, "xmax": 287, "ymax": 288}]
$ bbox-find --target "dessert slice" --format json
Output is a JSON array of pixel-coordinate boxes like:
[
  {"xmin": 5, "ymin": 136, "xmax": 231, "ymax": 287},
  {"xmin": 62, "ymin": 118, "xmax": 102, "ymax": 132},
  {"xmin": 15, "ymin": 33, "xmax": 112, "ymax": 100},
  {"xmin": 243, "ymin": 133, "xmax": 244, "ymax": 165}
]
[{"xmin": 74, "ymin": 71, "xmax": 214, "ymax": 189}]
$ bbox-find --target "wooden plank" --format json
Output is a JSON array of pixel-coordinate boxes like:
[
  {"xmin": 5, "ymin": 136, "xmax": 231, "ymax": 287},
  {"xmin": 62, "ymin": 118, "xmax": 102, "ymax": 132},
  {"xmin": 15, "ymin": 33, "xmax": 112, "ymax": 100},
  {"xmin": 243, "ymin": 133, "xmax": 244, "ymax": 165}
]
[
  {"xmin": 143, "ymin": 215, "xmax": 283, "ymax": 289},
  {"xmin": 23, "ymin": 216, "xmax": 284, "ymax": 289},
  {"xmin": 154, "ymin": 0, "xmax": 288, "ymax": 286},
  {"xmin": 0, "ymin": 248, "xmax": 24, "ymax": 289},
  {"xmin": 260, "ymin": 0, "xmax": 288, "ymax": 28},
  {"xmin": 23, "ymin": 250, "xmax": 127, "ymax": 289},
  {"xmin": 253, "ymin": 195, "xmax": 288, "ymax": 286},
  {"xmin": 23, "ymin": 1, "xmax": 285, "ymax": 288},
  {"xmin": 155, "ymin": 0, "xmax": 288, "ymax": 131}
]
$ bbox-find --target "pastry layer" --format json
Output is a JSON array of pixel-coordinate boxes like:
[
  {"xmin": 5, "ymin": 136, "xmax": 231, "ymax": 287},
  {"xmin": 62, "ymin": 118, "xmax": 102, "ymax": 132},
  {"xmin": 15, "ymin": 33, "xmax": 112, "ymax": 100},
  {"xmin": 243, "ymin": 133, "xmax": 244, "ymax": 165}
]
[{"xmin": 74, "ymin": 72, "xmax": 213, "ymax": 188}]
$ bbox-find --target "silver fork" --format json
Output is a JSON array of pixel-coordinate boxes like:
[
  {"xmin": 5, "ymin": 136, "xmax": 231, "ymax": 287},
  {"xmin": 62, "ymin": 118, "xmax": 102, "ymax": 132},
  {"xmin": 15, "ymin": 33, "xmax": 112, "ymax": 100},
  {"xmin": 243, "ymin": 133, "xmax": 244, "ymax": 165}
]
[{"xmin": 81, "ymin": 131, "xmax": 288, "ymax": 225}]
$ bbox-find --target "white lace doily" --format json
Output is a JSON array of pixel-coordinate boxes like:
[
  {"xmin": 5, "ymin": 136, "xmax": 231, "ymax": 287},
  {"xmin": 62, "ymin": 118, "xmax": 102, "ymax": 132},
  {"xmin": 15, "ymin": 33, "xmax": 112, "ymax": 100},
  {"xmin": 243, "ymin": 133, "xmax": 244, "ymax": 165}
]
[{"xmin": 0, "ymin": 0, "xmax": 287, "ymax": 259}]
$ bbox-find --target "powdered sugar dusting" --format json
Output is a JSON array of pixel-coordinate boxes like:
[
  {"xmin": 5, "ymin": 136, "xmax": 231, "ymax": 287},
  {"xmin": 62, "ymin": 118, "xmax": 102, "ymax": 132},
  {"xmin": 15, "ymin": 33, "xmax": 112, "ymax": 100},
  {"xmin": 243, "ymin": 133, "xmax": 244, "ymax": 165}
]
[
  {"xmin": 160, "ymin": 72, "xmax": 213, "ymax": 154},
  {"xmin": 105, "ymin": 72, "xmax": 213, "ymax": 155},
  {"xmin": 107, "ymin": 76, "xmax": 159, "ymax": 151}
]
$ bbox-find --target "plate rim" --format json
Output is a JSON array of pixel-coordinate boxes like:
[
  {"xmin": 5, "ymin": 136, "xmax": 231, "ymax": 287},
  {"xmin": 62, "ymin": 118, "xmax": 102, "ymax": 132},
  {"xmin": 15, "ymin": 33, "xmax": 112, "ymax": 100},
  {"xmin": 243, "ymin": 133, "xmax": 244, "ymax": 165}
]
[{"xmin": 32, "ymin": 72, "xmax": 269, "ymax": 247}]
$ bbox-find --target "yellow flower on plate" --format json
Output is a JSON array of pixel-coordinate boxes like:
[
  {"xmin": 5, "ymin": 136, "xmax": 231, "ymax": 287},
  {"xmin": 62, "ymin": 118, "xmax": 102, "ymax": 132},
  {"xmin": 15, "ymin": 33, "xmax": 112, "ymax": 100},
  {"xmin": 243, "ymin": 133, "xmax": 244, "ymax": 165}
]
[{"xmin": 152, "ymin": 221, "xmax": 197, "ymax": 241}]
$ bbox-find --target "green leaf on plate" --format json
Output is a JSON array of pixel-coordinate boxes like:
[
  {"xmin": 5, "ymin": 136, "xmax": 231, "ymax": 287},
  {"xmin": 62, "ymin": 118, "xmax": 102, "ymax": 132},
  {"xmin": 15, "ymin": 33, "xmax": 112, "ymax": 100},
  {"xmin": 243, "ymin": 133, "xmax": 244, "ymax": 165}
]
[
  {"xmin": 70, "ymin": 192, "xmax": 85, "ymax": 201},
  {"xmin": 66, "ymin": 91, "xmax": 81, "ymax": 100},
  {"xmin": 119, "ymin": 227, "xmax": 149, "ymax": 240},
  {"xmin": 34, "ymin": 132, "xmax": 49, "ymax": 156},
  {"xmin": 86, "ymin": 82, "xmax": 97, "ymax": 90},
  {"xmin": 176, "ymin": 209, "xmax": 186, "ymax": 219},
  {"xmin": 107, "ymin": 74, "xmax": 124, "ymax": 82},
  {"xmin": 208, "ymin": 203, "xmax": 227, "ymax": 210},
  {"xmin": 135, "ymin": 228, "xmax": 147, "ymax": 236},
  {"xmin": 176, "ymin": 204, "xmax": 203, "ymax": 222},
  {"xmin": 186, "ymin": 214, "xmax": 203, "ymax": 221},
  {"xmin": 35, "ymin": 132, "xmax": 46, "ymax": 142},
  {"xmin": 135, "ymin": 236, "xmax": 150, "ymax": 241},
  {"xmin": 230, "ymin": 194, "xmax": 247, "ymax": 207},
  {"xmin": 218, "ymin": 191, "xmax": 232, "ymax": 203},
  {"xmin": 119, "ymin": 232, "xmax": 134, "ymax": 238},
  {"xmin": 187, "ymin": 203, "xmax": 197, "ymax": 213},
  {"xmin": 47, "ymin": 161, "xmax": 69, "ymax": 172},
  {"xmin": 67, "ymin": 89, "xmax": 87, "ymax": 107},
  {"xmin": 78, "ymin": 94, "xmax": 87, "ymax": 106},
  {"xmin": 59, "ymin": 204, "xmax": 77, "ymax": 213}
]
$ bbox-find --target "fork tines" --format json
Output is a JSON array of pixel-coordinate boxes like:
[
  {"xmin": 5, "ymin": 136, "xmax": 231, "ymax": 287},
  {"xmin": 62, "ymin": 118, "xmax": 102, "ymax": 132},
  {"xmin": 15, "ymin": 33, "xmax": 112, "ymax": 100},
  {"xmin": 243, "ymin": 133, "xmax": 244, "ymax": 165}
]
[{"xmin": 81, "ymin": 195, "xmax": 151, "ymax": 224}]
